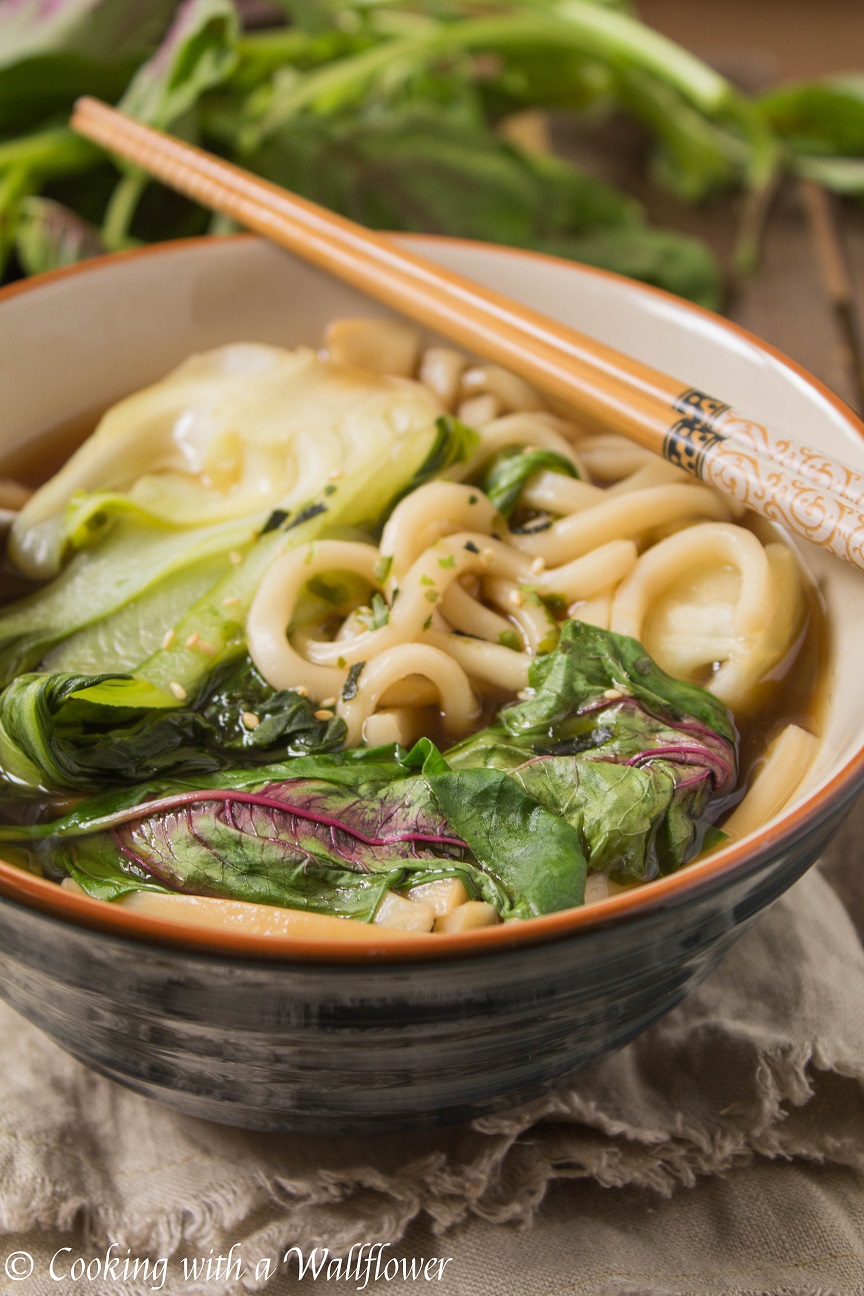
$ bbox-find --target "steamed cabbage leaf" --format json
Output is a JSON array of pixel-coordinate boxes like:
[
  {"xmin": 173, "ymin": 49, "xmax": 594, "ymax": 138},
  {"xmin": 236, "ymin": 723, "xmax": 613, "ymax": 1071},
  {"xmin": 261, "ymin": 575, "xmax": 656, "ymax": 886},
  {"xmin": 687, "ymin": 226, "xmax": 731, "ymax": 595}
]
[{"xmin": 10, "ymin": 344, "xmax": 444, "ymax": 577}]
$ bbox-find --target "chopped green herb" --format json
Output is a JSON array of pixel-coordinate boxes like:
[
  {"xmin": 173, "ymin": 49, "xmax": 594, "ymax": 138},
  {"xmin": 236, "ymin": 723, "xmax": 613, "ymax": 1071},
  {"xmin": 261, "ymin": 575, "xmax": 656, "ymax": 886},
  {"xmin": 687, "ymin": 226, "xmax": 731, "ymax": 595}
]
[
  {"xmin": 520, "ymin": 585, "xmax": 545, "ymax": 608},
  {"xmin": 438, "ymin": 554, "xmax": 456, "ymax": 569},
  {"xmin": 464, "ymin": 540, "xmax": 480, "ymax": 554},
  {"xmin": 511, "ymin": 518, "xmax": 553, "ymax": 535},
  {"xmin": 337, "ymin": 656, "xmax": 347, "ymax": 670},
  {"xmin": 286, "ymin": 502, "xmax": 327, "ymax": 531},
  {"xmin": 308, "ymin": 577, "xmax": 350, "ymax": 606},
  {"xmin": 422, "ymin": 614, "xmax": 433, "ymax": 631},
  {"xmin": 324, "ymin": 484, "xmax": 337, "ymax": 497},
  {"xmin": 498, "ymin": 629, "xmax": 522, "ymax": 652},
  {"xmin": 261, "ymin": 509, "xmax": 289, "ymax": 535},
  {"xmin": 342, "ymin": 662, "xmax": 366, "ymax": 701},
  {"xmin": 420, "ymin": 574, "xmax": 435, "ymax": 586},
  {"xmin": 425, "ymin": 589, "xmax": 439, "ymax": 604},
  {"xmin": 369, "ymin": 592, "xmax": 390, "ymax": 629},
  {"xmin": 373, "ymin": 555, "xmax": 393, "ymax": 585}
]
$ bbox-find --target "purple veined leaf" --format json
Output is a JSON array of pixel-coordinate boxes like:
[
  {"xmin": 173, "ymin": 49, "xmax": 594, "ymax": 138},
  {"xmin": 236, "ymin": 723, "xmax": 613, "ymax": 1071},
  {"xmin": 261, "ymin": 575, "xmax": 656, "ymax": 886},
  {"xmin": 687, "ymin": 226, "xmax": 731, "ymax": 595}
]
[
  {"xmin": 111, "ymin": 779, "xmax": 468, "ymax": 890},
  {"xmin": 0, "ymin": 0, "xmax": 178, "ymax": 69},
  {"xmin": 118, "ymin": 0, "xmax": 239, "ymax": 130},
  {"xmin": 110, "ymin": 780, "xmax": 468, "ymax": 916},
  {"xmin": 249, "ymin": 777, "xmax": 466, "ymax": 847},
  {"xmin": 574, "ymin": 696, "xmax": 738, "ymax": 795},
  {"xmin": 15, "ymin": 196, "xmax": 105, "ymax": 275},
  {"xmin": 89, "ymin": 777, "xmax": 465, "ymax": 848}
]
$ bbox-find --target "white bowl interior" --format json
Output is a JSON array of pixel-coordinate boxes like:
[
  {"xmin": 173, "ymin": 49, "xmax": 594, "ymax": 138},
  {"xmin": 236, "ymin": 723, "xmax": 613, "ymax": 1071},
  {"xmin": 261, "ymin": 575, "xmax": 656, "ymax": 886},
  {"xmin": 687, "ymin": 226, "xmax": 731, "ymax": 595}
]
[{"xmin": 1, "ymin": 235, "xmax": 860, "ymax": 846}]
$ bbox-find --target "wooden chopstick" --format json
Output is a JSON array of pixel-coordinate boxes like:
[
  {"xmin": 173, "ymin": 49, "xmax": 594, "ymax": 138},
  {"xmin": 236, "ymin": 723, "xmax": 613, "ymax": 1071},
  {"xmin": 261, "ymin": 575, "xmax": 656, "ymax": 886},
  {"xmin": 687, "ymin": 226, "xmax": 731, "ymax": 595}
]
[{"xmin": 71, "ymin": 96, "xmax": 864, "ymax": 574}]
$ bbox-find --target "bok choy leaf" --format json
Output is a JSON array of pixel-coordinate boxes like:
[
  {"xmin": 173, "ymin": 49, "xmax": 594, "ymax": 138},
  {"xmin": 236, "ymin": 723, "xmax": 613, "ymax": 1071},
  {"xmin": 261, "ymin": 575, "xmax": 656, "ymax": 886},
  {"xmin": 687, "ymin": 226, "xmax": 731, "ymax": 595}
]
[{"xmin": 0, "ymin": 345, "xmax": 457, "ymax": 705}]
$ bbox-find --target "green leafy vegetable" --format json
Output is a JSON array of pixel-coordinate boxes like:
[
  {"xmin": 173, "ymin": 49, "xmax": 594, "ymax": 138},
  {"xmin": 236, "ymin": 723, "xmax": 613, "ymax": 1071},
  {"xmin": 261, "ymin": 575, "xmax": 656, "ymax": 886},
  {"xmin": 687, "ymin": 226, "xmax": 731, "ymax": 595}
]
[
  {"xmin": 426, "ymin": 765, "xmax": 587, "ymax": 912},
  {"xmin": 0, "ymin": 0, "xmax": 765, "ymax": 304},
  {"xmin": 0, "ymin": 624, "xmax": 738, "ymax": 914},
  {"xmin": 447, "ymin": 620, "xmax": 737, "ymax": 882},
  {"xmin": 118, "ymin": 0, "xmax": 239, "ymax": 130},
  {"xmin": 760, "ymin": 75, "xmax": 864, "ymax": 161},
  {"xmin": 14, "ymin": 196, "xmax": 105, "ymax": 274},
  {"xmin": 0, "ymin": 0, "xmax": 177, "ymax": 69},
  {"xmin": 0, "ymin": 656, "xmax": 345, "ymax": 794}
]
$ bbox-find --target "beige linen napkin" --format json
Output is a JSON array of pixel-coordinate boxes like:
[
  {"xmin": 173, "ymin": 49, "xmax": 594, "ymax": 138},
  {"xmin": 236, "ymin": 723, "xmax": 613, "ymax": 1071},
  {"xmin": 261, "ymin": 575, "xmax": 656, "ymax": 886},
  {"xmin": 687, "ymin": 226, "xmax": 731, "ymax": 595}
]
[{"xmin": 1, "ymin": 864, "xmax": 863, "ymax": 1296}]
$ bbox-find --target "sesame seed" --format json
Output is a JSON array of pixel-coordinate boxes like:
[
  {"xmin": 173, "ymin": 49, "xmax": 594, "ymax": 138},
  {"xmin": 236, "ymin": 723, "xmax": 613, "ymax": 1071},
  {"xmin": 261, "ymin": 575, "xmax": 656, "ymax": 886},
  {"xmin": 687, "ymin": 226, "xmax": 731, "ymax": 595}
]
[
  {"xmin": 241, "ymin": 711, "xmax": 260, "ymax": 730},
  {"xmin": 314, "ymin": 709, "xmax": 334, "ymax": 721},
  {"xmin": 294, "ymin": 685, "xmax": 309, "ymax": 697},
  {"xmin": 328, "ymin": 468, "xmax": 343, "ymax": 481},
  {"xmin": 320, "ymin": 696, "xmax": 337, "ymax": 708},
  {"xmin": 481, "ymin": 547, "xmax": 494, "ymax": 561},
  {"xmin": 185, "ymin": 633, "xmax": 200, "ymax": 650},
  {"xmin": 169, "ymin": 682, "xmax": 187, "ymax": 701},
  {"xmin": 161, "ymin": 629, "xmax": 175, "ymax": 650},
  {"xmin": 510, "ymin": 590, "xmax": 524, "ymax": 607},
  {"xmin": 222, "ymin": 596, "xmax": 240, "ymax": 607},
  {"xmin": 517, "ymin": 689, "xmax": 532, "ymax": 701},
  {"xmin": 198, "ymin": 640, "xmax": 216, "ymax": 656},
  {"xmin": 530, "ymin": 557, "xmax": 545, "ymax": 574},
  {"xmin": 603, "ymin": 688, "xmax": 623, "ymax": 700},
  {"xmin": 229, "ymin": 550, "xmax": 243, "ymax": 565}
]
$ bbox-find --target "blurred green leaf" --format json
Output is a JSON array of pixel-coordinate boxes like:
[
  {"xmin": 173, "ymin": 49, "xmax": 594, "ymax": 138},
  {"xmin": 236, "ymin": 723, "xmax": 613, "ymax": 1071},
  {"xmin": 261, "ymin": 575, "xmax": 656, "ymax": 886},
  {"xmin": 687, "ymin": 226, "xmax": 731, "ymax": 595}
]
[
  {"xmin": 0, "ymin": 55, "xmax": 136, "ymax": 135},
  {"xmin": 247, "ymin": 101, "xmax": 638, "ymax": 243},
  {"xmin": 15, "ymin": 196, "xmax": 105, "ymax": 275},
  {"xmin": 118, "ymin": 0, "xmax": 240, "ymax": 129},
  {"xmin": 0, "ymin": 0, "xmax": 177, "ymax": 68},
  {"xmin": 794, "ymin": 154, "xmax": 864, "ymax": 195},
  {"xmin": 760, "ymin": 75, "xmax": 864, "ymax": 159}
]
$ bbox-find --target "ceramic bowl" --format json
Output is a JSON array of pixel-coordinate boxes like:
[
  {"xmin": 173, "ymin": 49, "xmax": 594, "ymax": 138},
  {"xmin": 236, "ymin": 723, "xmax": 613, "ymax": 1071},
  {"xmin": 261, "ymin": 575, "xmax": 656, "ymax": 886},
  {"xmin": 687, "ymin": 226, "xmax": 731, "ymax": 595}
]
[{"xmin": 0, "ymin": 236, "xmax": 862, "ymax": 1134}]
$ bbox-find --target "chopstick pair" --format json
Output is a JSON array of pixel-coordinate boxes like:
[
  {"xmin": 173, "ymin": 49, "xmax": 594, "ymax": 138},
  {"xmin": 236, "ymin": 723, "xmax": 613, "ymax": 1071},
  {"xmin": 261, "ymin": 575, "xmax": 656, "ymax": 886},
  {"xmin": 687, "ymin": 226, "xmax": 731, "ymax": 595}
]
[{"xmin": 71, "ymin": 95, "xmax": 864, "ymax": 574}]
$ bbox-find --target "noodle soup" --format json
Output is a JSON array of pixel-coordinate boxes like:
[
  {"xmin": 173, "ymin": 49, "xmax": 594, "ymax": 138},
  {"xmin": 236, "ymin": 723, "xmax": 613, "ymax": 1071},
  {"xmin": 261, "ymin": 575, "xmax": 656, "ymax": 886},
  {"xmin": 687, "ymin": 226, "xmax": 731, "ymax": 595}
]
[{"xmin": 0, "ymin": 318, "xmax": 824, "ymax": 938}]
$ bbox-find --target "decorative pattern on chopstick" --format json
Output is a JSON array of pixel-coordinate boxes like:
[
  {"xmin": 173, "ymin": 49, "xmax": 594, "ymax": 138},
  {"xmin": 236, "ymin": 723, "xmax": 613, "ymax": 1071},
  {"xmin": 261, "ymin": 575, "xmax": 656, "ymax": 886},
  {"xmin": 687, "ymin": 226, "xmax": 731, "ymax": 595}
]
[
  {"xmin": 663, "ymin": 389, "xmax": 731, "ymax": 477},
  {"xmin": 665, "ymin": 387, "xmax": 864, "ymax": 566},
  {"xmin": 69, "ymin": 96, "xmax": 864, "ymax": 576}
]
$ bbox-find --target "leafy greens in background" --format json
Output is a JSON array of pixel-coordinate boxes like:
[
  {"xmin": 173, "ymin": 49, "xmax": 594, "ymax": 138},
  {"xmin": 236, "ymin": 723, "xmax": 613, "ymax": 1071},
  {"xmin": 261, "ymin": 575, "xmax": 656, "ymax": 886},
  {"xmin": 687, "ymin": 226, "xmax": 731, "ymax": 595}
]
[
  {"xmin": 0, "ymin": 623, "xmax": 737, "ymax": 918},
  {"xmin": 1, "ymin": 0, "xmax": 853, "ymax": 305},
  {"xmin": 759, "ymin": 75, "xmax": 864, "ymax": 195}
]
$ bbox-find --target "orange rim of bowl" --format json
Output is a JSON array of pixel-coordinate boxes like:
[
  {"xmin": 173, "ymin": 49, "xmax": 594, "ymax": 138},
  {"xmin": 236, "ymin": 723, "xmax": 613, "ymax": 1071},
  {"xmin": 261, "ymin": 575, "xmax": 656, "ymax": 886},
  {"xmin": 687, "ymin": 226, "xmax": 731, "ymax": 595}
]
[{"xmin": 0, "ymin": 232, "xmax": 862, "ymax": 964}]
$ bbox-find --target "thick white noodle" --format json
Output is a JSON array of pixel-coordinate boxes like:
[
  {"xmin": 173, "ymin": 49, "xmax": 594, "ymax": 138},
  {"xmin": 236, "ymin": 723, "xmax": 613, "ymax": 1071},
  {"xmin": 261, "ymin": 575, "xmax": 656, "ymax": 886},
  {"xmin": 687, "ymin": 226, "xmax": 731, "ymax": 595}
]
[
  {"xmin": 723, "ymin": 725, "xmax": 819, "ymax": 840},
  {"xmin": 337, "ymin": 643, "xmax": 480, "ymax": 745},
  {"xmin": 609, "ymin": 522, "xmax": 798, "ymax": 711}
]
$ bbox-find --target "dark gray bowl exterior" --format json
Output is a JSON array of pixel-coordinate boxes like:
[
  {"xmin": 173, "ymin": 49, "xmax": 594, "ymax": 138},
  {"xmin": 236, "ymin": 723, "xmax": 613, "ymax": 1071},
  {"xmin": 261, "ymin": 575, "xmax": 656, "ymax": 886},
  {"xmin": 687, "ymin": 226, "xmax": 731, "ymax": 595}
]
[{"xmin": 0, "ymin": 786, "xmax": 857, "ymax": 1134}]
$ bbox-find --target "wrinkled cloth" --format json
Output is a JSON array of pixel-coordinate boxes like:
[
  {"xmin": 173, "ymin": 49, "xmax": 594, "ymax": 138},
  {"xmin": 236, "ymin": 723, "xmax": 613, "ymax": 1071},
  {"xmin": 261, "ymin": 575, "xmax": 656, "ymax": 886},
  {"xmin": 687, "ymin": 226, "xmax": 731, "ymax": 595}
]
[{"xmin": 1, "ymin": 863, "xmax": 864, "ymax": 1296}]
